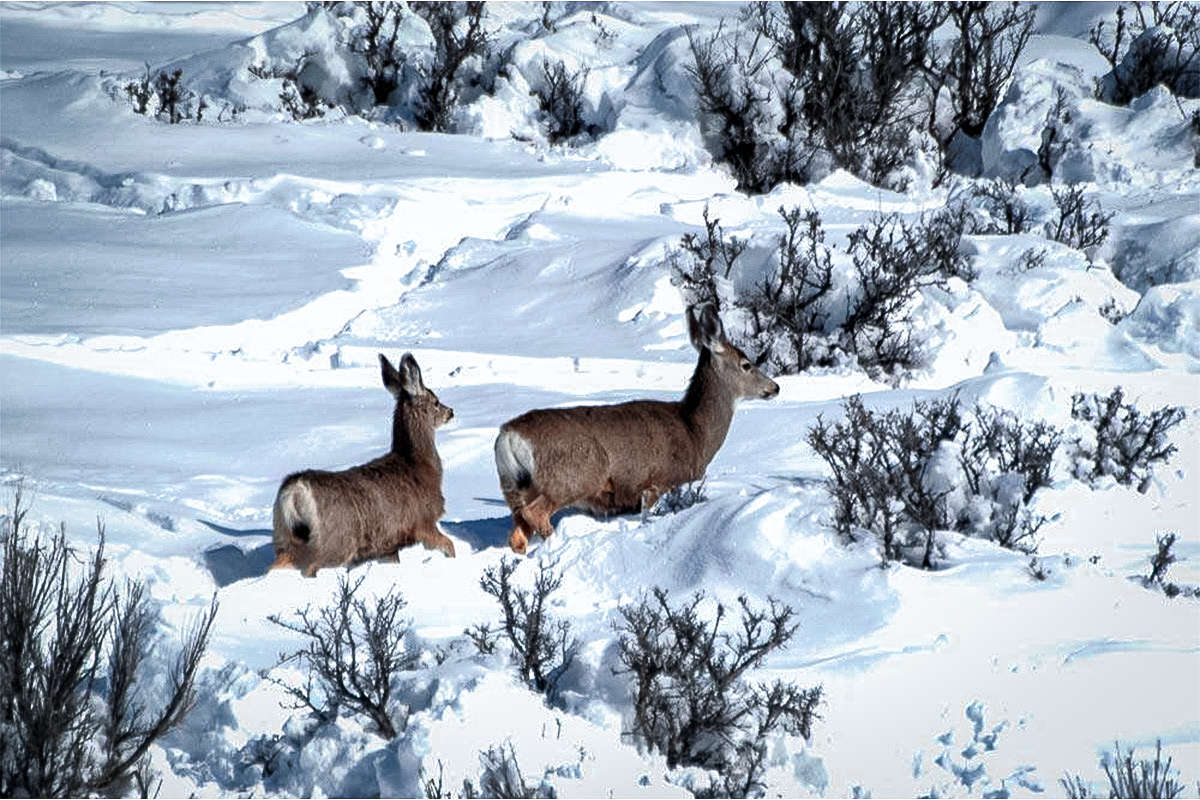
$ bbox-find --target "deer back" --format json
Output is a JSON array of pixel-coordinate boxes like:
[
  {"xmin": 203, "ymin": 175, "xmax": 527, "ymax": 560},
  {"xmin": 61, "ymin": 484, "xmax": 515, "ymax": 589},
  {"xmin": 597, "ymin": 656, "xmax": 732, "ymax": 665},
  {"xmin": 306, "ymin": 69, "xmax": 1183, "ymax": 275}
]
[
  {"xmin": 497, "ymin": 304, "xmax": 778, "ymax": 513},
  {"xmin": 273, "ymin": 353, "xmax": 453, "ymax": 571}
]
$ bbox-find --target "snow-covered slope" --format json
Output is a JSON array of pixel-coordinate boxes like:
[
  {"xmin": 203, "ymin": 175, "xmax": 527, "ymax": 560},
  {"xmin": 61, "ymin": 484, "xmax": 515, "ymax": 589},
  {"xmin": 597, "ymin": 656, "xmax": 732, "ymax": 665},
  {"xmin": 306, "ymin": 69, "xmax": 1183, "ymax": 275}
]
[{"xmin": 1, "ymin": 3, "xmax": 1197, "ymax": 797}]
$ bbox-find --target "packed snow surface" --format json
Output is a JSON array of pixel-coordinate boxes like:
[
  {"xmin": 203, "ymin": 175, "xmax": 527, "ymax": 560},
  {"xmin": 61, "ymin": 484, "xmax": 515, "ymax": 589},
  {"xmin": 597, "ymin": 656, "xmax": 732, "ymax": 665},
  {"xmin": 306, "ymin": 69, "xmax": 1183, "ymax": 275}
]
[{"xmin": 1, "ymin": 2, "xmax": 1197, "ymax": 797}]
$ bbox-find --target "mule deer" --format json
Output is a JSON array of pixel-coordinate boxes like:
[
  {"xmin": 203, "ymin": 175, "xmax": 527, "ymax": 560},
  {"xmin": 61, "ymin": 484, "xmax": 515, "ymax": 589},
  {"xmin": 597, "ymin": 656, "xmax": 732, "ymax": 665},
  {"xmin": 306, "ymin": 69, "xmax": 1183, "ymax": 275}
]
[
  {"xmin": 494, "ymin": 304, "xmax": 779, "ymax": 553},
  {"xmin": 271, "ymin": 353, "xmax": 456, "ymax": 576}
]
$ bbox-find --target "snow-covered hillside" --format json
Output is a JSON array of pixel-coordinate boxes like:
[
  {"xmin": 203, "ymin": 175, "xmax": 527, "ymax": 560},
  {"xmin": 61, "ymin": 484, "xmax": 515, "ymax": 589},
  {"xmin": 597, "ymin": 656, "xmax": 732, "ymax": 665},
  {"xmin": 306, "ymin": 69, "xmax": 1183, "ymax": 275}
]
[{"xmin": 1, "ymin": 3, "xmax": 1197, "ymax": 797}]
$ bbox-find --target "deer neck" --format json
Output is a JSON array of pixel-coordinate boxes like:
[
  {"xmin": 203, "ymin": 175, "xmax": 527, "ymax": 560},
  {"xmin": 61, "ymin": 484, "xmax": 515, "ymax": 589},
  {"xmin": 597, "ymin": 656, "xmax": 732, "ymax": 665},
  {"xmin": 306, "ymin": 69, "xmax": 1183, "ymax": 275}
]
[
  {"xmin": 391, "ymin": 406, "xmax": 441, "ymax": 473},
  {"xmin": 679, "ymin": 348, "xmax": 737, "ymax": 467}
]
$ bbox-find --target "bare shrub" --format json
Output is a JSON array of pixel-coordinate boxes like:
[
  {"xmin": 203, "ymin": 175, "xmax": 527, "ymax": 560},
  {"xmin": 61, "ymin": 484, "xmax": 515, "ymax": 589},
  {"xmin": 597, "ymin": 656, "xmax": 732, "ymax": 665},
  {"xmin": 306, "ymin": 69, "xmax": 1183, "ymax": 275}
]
[
  {"xmin": 535, "ymin": 59, "xmax": 589, "ymax": 144},
  {"xmin": 763, "ymin": 2, "xmax": 944, "ymax": 188},
  {"xmin": 963, "ymin": 407, "xmax": 1061, "ymax": 506},
  {"xmin": 742, "ymin": 207, "xmax": 836, "ymax": 373},
  {"xmin": 688, "ymin": 2, "xmax": 947, "ymax": 191},
  {"xmin": 1063, "ymin": 739, "xmax": 1186, "ymax": 798},
  {"xmin": 614, "ymin": 588, "xmax": 821, "ymax": 798},
  {"xmin": 1091, "ymin": 2, "xmax": 1200, "ymax": 105},
  {"xmin": 126, "ymin": 63, "xmax": 201, "ymax": 123},
  {"xmin": 478, "ymin": 742, "xmax": 536, "ymax": 799},
  {"xmin": 1144, "ymin": 531, "xmax": 1179, "ymax": 585},
  {"xmin": 674, "ymin": 204, "xmax": 972, "ymax": 381},
  {"xmin": 0, "ymin": 483, "xmax": 218, "ymax": 798},
  {"xmin": 808, "ymin": 395, "xmax": 1061, "ymax": 568},
  {"xmin": 808, "ymin": 394, "xmax": 962, "ymax": 567},
  {"xmin": 936, "ymin": 2, "xmax": 1037, "ymax": 142},
  {"xmin": 354, "ymin": 2, "xmax": 406, "ymax": 106},
  {"xmin": 971, "ymin": 177, "xmax": 1035, "ymax": 235},
  {"xmin": 410, "ymin": 1, "xmax": 490, "ymax": 132},
  {"xmin": 843, "ymin": 209, "xmax": 972, "ymax": 377},
  {"xmin": 669, "ymin": 205, "xmax": 747, "ymax": 310},
  {"xmin": 268, "ymin": 573, "xmax": 417, "ymax": 739},
  {"xmin": 1070, "ymin": 386, "xmax": 1187, "ymax": 492},
  {"xmin": 474, "ymin": 557, "xmax": 579, "ymax": 700},
  {"xmin": 1044, "ymin": 185, "xmax": 1114, "ymax": 255},
  {"xmin": 686, "ymin": 23, "xmax": 802, "ymax": 194},
  {"xmin": 1018, "ymin": 246, "xmax": 1051, "ymax": 272},
  {"xmin": 959, "ymin": 406, "xmax": 1060, "ymax": 553}
]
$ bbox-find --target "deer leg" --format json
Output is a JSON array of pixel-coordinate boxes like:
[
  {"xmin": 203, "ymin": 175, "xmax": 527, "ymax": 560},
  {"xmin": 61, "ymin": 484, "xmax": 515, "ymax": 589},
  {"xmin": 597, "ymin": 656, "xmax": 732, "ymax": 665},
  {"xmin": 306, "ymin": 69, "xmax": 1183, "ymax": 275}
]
[
  {"xmin": 303, "ymin": 562, "xmax": 320, "ymax": 578},
  {"xmin": 522, "ymin": 494, "xmax": 556, "ymax": 539},
  {"xmin": 421, "ymin": 528, "xmax": 457, "ymax": 558},
  {"xmin": 639, "ymin": 487, "xmax": 662, "ymax": 522},
  {"xmin": 508, "ymin": 516, "xmax": 532, "ymax": 554},
  {"xmin": 268, "ymin": 550, "xmax": 297, "ymax": 571}
]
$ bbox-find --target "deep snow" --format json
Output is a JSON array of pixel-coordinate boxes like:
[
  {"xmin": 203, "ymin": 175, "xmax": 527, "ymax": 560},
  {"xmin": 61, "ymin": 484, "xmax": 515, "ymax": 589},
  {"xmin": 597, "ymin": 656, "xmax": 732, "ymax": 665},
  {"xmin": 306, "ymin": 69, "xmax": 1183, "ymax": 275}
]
[{"xmin": 1, "ymin": 2, "xmax": 1198, "ymax": 798}]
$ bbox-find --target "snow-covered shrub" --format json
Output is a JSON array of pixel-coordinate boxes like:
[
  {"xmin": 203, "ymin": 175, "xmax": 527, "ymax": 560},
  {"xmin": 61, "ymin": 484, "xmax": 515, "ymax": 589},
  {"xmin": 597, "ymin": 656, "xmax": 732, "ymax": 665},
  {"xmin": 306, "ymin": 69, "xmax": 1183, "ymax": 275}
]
[
  {"xmin": 959, "ymin": 406, "xmax": 1060, "ymax": 554},
  {"xmin": 672, "ymin": 205, "xmax": 973, "ymax": 380},
  {"xmin": 1069, "ymin": 386, "xmax": 1187, "ymax": 492},
  {"xmin": 763, "ymin": 2, "xmax": 944, "ymax": 190},
  {"xmin": 649, "ymin": 479, "xmax": 708, "ymax": 517},
  {"xmin": 1091, "ymin": 2, "xmax": 1200, "ymax": 105},
  {"xmin": 843, "ymin": 209, "xmax": 973, "ymax": 378},
  {"xmin": 1044, "ymin": 185, "xmax": 1114, "ymax": 256},
  {"xmin": 741, "ymin": 207, "xmax": 837, "ymax": 374},
  {"xmin": 0, "ymin": 484, "xmax": 218, "ymax": 798},
  {"xmin": 808, "ymin": 395, "xmax": 1061, "ymax": 568},
  {"xmin": 933, "ymin": 2, "xmax": 1037, "ymax": 156},
  {"xmin": 614, "ymin": 588, "xmax": 822, "ymax": 799},
  {"xmin": 246, "ymin": 2, "xmax": 490, "ymax": 128},
  {"xmin": 685, "ymin": 23, "xmax": 805, "ymax": 194},
  {"xmin": 267, "ymin": 573, "xmax": 417, "ymax": 739},
  {"xmin": 1061, "ymin": 739, "xmax": 1187, "ymax": 798},
  {"xmin": 125, "ymin": 64, "xmax": 202, "ymax": 123},
  {"xmin": 410, "ymin": 1, "xmax": 491, "ymax": 132},
  {"xmin": 686, "ymin": 2, "xmax": 949, "ymax": 192},
  {"xmin": 669, "ymin": 204, "xmax": 746, "ymax": 310},
  {"xmin": 476, "ymin": 742, "xmax": 538, "ymax": 799},
  {"xmin": 534, "ymin": 59, "xmax": 590, "ymax": 144},
  {"xmin": 1144, "ymin": 531, "xmax": 1177, "ymax": 585},
  {"xmin": 352, "ymin": 2, "xmax": 406, "ymax": 106},
  {"xmin": 969, "ymin": 177, "xmax": 1036, "ymax": 235},
  {"xmin": 808, "ymin": 394, "xmax": 962, "ymax": 567},
  {"xmin": 471, "ymin": 557, "xmax": 579, "ymax": 701}
]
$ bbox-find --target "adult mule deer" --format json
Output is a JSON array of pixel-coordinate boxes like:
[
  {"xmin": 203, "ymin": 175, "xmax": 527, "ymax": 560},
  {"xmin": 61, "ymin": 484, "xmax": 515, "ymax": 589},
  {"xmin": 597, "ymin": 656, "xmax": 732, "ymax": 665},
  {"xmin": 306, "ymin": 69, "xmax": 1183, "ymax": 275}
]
[
  {"xmin": 494, "ymin": 304, "xmax": 780, "ymax": 553},
  {"xmin": 271, "ymin": 353, "xmax": 456, "ymax": 576}
]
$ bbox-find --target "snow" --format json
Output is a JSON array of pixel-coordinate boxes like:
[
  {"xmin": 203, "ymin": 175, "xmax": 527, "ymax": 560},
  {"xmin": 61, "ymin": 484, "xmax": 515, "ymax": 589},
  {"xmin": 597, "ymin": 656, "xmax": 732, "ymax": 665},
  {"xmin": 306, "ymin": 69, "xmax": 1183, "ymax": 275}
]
[{"xmin": 1, "ymin": 3, "xmax": 1198, "ymax": 798}]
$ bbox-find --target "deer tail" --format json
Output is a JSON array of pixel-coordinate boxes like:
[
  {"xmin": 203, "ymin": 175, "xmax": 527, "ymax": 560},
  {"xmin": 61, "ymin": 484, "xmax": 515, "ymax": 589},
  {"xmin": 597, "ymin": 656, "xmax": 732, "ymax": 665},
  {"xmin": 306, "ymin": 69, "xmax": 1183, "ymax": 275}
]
[
  {"xmin": 273, "ymin": 476, "xmax": 317, "ymax": 553},
  {"xmin": 494, "ymin": 427, "xmax": 536, "ymax": 492}
]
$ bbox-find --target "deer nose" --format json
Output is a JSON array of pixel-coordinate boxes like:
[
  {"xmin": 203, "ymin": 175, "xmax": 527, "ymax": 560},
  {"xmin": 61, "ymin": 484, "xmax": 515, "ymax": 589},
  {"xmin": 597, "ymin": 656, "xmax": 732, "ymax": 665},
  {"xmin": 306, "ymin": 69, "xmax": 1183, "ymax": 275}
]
[{"xmin": 762, "ymin": 381, "xmax": 780, "ymax": 399}]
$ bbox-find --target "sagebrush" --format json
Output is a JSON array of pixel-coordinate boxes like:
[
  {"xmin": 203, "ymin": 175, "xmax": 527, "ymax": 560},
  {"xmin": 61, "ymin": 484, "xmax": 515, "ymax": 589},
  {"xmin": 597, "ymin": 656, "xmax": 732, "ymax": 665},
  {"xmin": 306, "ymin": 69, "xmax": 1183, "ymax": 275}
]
[
  {"xmin": 807, "ymin": 394, "xmax": 1058, "ymax": 568},
  {"xmin": 1, "ymin": 483, "xmax": 218, "ymax": 798},
  {"xmin": 268, "ymin": 573, "xmax": 418, "ymax": 739},
  {"xmin": 470, "ymin": 557, "xmax": 579, "ymax": 701},
  {"xmin": 614, "ymin": 587, "xmax": 822, "ymax": 798}
]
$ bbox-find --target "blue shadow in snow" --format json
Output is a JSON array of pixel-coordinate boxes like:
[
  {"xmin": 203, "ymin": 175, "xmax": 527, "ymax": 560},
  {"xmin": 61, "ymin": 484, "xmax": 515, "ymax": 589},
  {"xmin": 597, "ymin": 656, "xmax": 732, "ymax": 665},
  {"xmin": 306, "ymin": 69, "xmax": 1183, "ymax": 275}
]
[
  {"xmin": 198, "ymin": 519, "xmax": 274, "ymax": 586},
  {"xmin": 203, "ymin": 542, "xmax": 276, "ymax": 587},
  {"xmin": 442, "ymin": 516, "xmax": 512, "ymax": 552}
]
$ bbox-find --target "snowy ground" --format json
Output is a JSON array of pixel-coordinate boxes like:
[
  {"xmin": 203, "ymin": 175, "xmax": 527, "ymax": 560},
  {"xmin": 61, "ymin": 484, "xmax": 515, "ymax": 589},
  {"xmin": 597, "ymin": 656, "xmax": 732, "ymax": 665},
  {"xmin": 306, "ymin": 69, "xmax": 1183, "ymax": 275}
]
[{"xmin": 1, "ymin": 3, "xmax": 1198, "ymax": 798}]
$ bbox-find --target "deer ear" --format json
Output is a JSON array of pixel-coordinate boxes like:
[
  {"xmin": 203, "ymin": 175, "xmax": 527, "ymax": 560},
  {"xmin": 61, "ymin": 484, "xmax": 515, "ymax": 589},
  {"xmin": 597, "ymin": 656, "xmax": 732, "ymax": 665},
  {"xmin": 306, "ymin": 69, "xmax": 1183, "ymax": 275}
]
[
  {"xmin": 686, "ymin": 303, "xmax": 727, "ymax": 354},
  {"xmin": 380, "ymin": 354, "xmax": 404, "ymax": 397},
  {"xmin": 398, "ymin": 353, "xmax": 426, "ymax": 397}
]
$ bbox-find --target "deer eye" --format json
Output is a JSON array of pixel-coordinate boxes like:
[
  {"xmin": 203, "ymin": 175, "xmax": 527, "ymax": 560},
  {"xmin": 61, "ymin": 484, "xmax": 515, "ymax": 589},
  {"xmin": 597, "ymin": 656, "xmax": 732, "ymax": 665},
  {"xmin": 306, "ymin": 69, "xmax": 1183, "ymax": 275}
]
[{"xmin": 740, "ymin": 361, "xmax": 752, "ymax": 372}]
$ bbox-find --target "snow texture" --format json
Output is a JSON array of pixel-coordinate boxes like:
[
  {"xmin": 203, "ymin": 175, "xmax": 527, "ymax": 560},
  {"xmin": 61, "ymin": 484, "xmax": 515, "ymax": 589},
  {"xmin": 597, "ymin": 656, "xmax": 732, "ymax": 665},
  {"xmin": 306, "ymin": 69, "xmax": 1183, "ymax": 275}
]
[{"xmin": 1, "ymin": 2, "xmax": 1197, "ymax": 798}]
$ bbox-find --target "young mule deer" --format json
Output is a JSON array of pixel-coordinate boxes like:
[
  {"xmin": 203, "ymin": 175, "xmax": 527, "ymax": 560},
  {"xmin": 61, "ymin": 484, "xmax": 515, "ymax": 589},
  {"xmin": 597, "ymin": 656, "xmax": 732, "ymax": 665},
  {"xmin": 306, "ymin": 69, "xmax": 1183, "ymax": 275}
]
[
  {"xmin": 271, "ymin": 353, "xmax": 456, "ymax": 576},
  {"xmin": 494, "ymin": 304, "xmax": 779, "ymax": 553}
]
